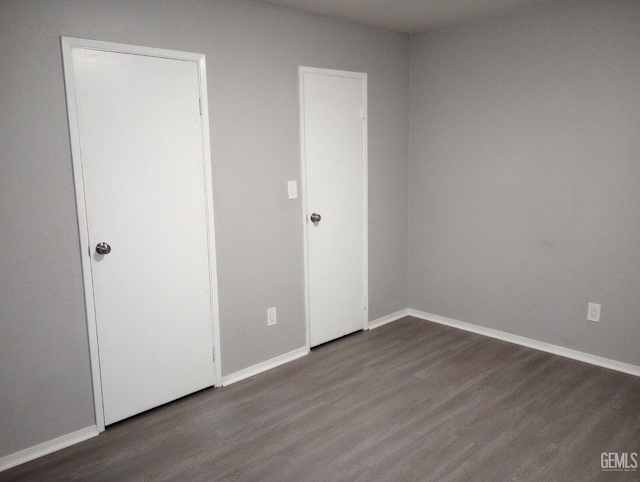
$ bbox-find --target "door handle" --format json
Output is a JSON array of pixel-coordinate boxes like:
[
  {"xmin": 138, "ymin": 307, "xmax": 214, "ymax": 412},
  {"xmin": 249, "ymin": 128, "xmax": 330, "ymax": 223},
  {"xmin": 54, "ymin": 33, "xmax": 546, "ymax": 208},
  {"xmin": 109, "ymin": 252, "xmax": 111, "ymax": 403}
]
[
  {"xmin": 96, "ymin": 242, "xmax": 112, "ymax": 255},
  {"xmin": 310, "ymin": 213, "xmax": 321, "ymax": 223}
]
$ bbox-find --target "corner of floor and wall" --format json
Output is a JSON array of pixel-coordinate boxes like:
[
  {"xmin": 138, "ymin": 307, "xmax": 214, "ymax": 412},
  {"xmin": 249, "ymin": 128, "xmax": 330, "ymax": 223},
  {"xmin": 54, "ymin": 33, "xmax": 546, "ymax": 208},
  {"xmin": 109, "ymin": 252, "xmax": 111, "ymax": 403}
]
[
  {"xmin": 404, "ymin": 0, "xmax": 640, "ymax": 376},
  {"xmin": 2, "ymin": 0, "xmax": 639, "ymax": 473}
]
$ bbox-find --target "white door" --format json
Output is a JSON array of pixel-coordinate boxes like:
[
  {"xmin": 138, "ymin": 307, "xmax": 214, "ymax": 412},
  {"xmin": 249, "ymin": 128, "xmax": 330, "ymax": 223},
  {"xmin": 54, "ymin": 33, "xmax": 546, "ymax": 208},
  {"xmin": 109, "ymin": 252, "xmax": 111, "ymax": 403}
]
[
  {"xmin": 300, "ymin": 67, "xmax": 368, "ymax": 347},
  {"xmin": 63, "ymin": 39, "xmax": 220, "ymax": 426}
]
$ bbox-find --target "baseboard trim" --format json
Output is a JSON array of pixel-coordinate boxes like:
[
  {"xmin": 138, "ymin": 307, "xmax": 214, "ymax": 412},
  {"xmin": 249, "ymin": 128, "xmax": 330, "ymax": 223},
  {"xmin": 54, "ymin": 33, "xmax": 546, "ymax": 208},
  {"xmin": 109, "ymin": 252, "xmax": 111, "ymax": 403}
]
[
  {"xmin": 408, "ymin": 309, "xmax": 640, "ymax": 377},
  {"xmin": 222, "ymin": 346, "xmax": 309, "ymax": 386},
  {"xmin": 368, "ymin": 308, "xmax": 409, "ymax": 330},
  {"xmin": 0, "ymin": 425, "xmax": 98, "ymax": 472}
]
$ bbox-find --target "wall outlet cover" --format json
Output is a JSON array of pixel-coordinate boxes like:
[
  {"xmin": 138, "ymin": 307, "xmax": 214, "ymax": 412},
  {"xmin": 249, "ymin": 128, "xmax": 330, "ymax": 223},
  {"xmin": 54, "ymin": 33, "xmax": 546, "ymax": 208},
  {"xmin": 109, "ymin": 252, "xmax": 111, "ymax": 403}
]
[
  {"xmin": 267, "ymin": 307, "xmax": 277, "ymax": 326},
  {"xmin": 587, "ymin": 303, "xmax": 601, "ymax": 323}
]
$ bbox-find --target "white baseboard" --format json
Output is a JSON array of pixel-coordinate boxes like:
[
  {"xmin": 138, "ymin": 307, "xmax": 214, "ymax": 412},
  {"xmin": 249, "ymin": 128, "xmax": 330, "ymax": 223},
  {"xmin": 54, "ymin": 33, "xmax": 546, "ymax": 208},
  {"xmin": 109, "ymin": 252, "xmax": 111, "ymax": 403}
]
[
  {"xmin": 368, "ymin": 308, "xmax": 409, "ymax": 330},
  {"xmin": 222, "ymin": 346, "xmax": 309, "ymax": 386},
  {"xmin": 0, "ymin": 425, "xmax": 98, "ymax": 473},
  {"xmin": 408, "ymin": 309, "xmax": 640, "ymax": 378}
]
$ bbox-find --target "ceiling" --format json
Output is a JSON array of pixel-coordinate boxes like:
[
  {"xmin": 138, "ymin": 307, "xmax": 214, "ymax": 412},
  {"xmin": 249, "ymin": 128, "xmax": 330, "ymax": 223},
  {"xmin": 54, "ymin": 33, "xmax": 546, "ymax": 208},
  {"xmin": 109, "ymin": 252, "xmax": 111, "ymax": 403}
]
[{"xmin": 256, "ymin": 0, "xmax": 558, "ymax": 33}]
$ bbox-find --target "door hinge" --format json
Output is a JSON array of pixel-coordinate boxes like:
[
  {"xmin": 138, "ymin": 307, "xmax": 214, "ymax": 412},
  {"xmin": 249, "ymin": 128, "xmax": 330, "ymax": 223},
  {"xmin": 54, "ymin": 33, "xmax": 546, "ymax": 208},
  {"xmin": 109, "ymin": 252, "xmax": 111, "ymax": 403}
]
[
  {"xmin": 199, "ymin": 98, "xmax": 204, "ymax": 116},
  {"xmin": 360, "ymin": 106, "xmax": 366, "ymax": 120},
  {"xmin": 212, "ymin": 343, "xmax": 216, "ymax": 361},
  {"xmin": 363, "ymin": 297, "xmax": 368, "ymax": 310}
]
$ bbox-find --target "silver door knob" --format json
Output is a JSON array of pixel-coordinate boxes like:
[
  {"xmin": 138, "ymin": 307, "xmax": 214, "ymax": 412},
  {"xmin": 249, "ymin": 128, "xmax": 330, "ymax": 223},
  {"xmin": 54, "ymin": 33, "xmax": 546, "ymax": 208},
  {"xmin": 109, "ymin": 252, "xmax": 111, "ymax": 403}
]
[
  {"xmin": 96, "ymin": 242, "xmax": 112, "ymax": 255},
  {"xmin": 310, "ymin": 213, "xmax": 321, "ymax": 223}
]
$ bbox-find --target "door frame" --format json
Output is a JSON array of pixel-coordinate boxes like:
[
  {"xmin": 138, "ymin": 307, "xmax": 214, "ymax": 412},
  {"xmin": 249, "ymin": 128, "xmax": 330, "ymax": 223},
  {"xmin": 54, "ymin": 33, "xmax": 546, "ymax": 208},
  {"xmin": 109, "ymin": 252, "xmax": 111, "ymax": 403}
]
[
  {"xmin": 61, "ymin": 37, "xmax": 223, "ymax": 432},
  {"xmin": 298, "ymin": 66, "xmax": 369, "ymax": 349}
]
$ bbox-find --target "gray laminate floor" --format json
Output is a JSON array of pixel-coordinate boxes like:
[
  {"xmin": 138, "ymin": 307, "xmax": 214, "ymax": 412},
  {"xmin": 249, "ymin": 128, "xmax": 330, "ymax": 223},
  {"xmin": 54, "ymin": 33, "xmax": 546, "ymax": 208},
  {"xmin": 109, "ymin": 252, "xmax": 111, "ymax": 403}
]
[{"xmin": 2, "ymin": 317, "xmax": 639, "ymax": 481}]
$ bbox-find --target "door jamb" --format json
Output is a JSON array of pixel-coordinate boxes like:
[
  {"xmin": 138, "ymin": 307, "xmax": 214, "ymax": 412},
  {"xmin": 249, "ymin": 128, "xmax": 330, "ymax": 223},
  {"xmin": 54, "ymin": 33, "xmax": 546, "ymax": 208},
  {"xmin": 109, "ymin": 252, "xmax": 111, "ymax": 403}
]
[
  {"xmin": 61, "ymin": 37, "xmax": 223, "ymax": 432},
  {"xmin": 298, "ymin": 66, "xmax": 369, "ymax": 350}
]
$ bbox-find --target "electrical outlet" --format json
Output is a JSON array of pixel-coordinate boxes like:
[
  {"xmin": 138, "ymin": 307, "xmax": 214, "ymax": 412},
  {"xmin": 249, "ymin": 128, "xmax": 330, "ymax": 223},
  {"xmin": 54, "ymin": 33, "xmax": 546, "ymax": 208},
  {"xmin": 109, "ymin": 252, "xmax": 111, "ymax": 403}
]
[
  {"xmin": 267, "ymin": 307, "xmax": 277, "ymax": 327},
  {"xmin": 587, "ymin": 303, "xmax": 601, "ymax": 323}
]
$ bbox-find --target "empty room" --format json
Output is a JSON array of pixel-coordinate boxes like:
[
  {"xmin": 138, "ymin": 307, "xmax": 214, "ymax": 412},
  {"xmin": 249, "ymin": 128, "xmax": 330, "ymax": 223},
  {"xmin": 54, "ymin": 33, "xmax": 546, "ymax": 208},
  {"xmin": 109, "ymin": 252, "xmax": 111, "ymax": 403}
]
[{"xmin": 1, "ymin": 0, "xmax": 639, "ymax": 480}]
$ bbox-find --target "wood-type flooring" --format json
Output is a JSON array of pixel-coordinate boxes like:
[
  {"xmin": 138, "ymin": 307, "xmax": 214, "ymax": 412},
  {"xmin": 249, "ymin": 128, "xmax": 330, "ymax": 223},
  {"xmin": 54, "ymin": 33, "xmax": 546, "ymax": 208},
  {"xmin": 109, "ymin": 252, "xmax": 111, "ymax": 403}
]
[{"xmin": 2, "ymin": 317, "xmax": 639, "ymax": 481}]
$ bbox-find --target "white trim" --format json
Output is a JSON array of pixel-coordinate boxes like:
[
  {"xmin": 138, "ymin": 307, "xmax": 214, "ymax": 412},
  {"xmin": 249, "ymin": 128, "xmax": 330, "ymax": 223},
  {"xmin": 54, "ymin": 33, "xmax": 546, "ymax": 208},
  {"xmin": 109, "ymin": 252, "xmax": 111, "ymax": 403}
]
[
  {"xmin": 196, "ymin": 55, "xmax": 223, "ymax": 387},
  {"xmin": 61, "ymin": 37, "xmax": 205, "ymax": 62},
  {"xmin": 299, "ymin": 67, "xmax": 311, "ymax": 350},
  {"xmin": 361, "ymin": 73, "xmax": 369, "ymax": 331},
  {"xmin": 299, "ymin": 66, "xmax": 368, "ymax": 80},
  {"xmin": 0, "ymin": 426, "xmax": 98, "ymax": 472},
  {"xmin": 368, "ymin": 309, "xmax": 409, "ymax": 330},
  {"xmin": 221, "ymin": 347, "xmax": 309, "ymax": 386},
  {"xmin": 61, "ymin": 36, "xmax": 106, "ymax": 432},
  {"xmin": 60, "ymin": 37, "xmax": 223, "ymax": 432},
  {"xmin": 298, "ymin": 66, "xmax": 369, "ymax": 348},
  {"xmin": 408, "ymin": 309, "xmax": 640, "ymax": 378}
]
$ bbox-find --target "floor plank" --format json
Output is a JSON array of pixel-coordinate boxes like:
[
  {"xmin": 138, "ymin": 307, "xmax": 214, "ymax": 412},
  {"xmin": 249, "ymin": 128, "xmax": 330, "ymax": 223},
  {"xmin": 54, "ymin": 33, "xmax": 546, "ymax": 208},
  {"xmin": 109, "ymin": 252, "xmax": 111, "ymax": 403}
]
[{"xmin": 2, "ymin": 317, "xmax": 639, "ymax": 481}]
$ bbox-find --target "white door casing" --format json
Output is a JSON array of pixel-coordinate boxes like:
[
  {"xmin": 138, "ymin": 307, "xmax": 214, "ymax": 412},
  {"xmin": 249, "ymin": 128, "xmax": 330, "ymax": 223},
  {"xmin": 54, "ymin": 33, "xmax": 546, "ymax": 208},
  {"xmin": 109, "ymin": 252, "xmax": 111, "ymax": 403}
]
[
  {"xmin": 62, "ymin": 37, "xmax": 222, "ymax": 429},
  {"xmin": 299, "ymin": 67, "xmax": 368, "ymax": 348}
]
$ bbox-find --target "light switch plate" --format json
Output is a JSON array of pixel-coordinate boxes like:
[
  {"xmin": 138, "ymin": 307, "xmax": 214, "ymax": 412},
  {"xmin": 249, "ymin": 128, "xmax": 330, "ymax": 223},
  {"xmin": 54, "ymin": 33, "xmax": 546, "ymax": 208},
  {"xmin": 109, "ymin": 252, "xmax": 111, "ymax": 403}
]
[{"xmin": 287, "ymin": 180, "xmax": 297, "ymax": 199}]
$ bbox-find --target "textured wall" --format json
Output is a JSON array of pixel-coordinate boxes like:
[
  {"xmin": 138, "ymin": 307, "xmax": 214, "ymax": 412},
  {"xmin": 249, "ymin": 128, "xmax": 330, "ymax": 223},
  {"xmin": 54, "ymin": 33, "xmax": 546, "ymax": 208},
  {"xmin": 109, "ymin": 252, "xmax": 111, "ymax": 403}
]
[
  {"xmin": 409, "ymin": 0, "xmax": 640, "ymax": 365},
  {"xmin": 0, "ymin": 0, "xmax": 409, "ymax": 458}
]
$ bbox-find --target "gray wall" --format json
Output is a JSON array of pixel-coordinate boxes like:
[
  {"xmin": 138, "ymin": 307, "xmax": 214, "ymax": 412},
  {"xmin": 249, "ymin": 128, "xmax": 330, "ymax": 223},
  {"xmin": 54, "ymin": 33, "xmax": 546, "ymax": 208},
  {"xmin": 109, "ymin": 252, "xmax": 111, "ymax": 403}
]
[
  {"xmin": 409, "ymin": 0, "xmax": 640, "ymax": 366},
  {"xmin": 5, "ymin": 0, "xmax": 638, "ymax": 465},
  {"xmin": 0, "ymin": 0, "xmax": 409, "ymax": 457}
]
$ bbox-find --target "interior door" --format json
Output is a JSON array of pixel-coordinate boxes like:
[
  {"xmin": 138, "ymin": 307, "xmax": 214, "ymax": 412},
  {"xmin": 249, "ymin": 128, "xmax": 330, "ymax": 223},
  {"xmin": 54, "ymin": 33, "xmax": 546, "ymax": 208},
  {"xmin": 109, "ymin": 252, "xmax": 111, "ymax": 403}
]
[
  {"xmin": 68, "ymin": 44, "xmax": 216, "ymax": 425},
  {"xmin": 300, "ymin": 67, "xmax": 368, "ymax": 347}
]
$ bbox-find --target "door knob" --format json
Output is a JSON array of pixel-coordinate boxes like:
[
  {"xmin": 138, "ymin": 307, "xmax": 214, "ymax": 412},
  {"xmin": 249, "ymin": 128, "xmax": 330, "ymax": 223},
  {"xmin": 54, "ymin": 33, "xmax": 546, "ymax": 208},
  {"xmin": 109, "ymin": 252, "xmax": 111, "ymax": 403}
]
[
  {"xmin": 310, "ymin": 213, "xmax": 321, "ymax": 223},
  {"xmin": 96, "ymin": 242, "xmax": 112, "ymax": 255}
]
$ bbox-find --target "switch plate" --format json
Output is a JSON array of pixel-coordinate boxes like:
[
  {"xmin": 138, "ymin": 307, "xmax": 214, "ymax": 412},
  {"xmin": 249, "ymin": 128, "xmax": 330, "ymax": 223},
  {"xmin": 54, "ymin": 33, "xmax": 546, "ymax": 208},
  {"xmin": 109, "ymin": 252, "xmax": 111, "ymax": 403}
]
[
  {"xmin": 587, "ymin": 303, "xmax": 601, "ymax": 322},
  {"xmin": 267, "ymin": 307, "xmax": 277, "ymax": 326},
  {"xmin": 287, "ymin": 180, "xmax": 297, "ymax": 199}
]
